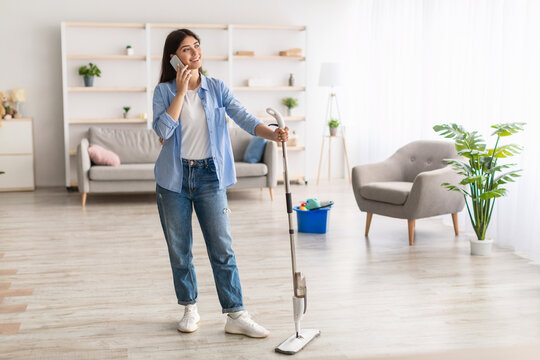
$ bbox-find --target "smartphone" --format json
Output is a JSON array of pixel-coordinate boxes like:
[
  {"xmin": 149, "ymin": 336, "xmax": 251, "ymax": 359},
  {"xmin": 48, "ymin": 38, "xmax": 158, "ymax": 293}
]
[{"xmin": 170, "ymin": 55, "xmax": 185, "ymax": 72}]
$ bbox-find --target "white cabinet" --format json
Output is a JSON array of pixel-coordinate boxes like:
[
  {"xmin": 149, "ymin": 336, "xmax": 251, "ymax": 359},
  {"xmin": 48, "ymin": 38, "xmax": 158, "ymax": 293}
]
[{"xmin": 0, "ymin": 119, "xmax": 35, "ymax": 191}]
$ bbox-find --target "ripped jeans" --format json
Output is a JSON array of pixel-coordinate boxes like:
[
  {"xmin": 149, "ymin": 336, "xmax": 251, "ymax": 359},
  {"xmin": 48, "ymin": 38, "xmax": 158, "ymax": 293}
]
[{"xmin": 156, "ymin": 158, "xmax": 244, "ymax": 313}]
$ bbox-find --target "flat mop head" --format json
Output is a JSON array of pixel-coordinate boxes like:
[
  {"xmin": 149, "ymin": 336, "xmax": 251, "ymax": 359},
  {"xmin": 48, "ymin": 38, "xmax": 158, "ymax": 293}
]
[{"xmin": 275, "ymin": 329, "xmax": 320, "ymax": 355}]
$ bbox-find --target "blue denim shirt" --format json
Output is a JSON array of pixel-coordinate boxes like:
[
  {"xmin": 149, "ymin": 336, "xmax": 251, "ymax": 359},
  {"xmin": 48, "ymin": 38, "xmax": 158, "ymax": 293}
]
[{"xmin": 152, "ymin": 75, "xmax": 263, "ymax": 193}]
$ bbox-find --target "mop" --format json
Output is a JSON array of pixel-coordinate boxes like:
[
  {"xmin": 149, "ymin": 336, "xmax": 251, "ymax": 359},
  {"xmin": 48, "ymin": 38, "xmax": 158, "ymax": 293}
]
[{"xmin": 266, "ymin": 108, "xmax": 320, "ymax": 355}]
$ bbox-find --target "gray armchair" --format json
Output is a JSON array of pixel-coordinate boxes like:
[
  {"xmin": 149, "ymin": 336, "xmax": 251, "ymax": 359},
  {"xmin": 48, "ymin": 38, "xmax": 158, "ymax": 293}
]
[{"xmin": 352, "ymin": 140, "xmax": 465, "ymax": 245}]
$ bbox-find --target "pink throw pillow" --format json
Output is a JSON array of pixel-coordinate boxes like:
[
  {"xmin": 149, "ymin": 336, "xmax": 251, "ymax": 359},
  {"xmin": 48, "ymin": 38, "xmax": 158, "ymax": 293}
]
[{"xmin": 88, "ymin": 144, "xmax": 121, "ymax": 166}]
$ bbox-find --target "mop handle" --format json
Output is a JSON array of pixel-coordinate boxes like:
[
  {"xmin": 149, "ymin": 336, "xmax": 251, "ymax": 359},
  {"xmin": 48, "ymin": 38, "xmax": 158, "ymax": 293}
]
[{"xmin": 265, "ymin": 108, "xmax": 298, "ymax": 278}]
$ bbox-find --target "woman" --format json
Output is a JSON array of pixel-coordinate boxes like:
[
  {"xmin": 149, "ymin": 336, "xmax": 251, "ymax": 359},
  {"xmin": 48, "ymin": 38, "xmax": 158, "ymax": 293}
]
[{"xmin": 152, "ymin": 29, "xmax": 288, "ymax": 338}]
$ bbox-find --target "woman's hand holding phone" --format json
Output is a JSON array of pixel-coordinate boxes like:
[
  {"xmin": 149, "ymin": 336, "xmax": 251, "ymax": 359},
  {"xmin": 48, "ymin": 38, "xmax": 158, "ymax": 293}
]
[{"xmin": 176, "ymin": 64, "xmax": 191, "ymax": 96}]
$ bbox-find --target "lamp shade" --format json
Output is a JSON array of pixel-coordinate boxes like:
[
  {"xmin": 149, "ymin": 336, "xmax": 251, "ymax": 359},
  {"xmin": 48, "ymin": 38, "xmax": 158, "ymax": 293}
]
[
  {"xmin": 11, "ymin": 88, "xmax": 27, "ymax": 102},
  {"xmin": 318, "ymin": 62, "xmax": 344, "ymax": 87}
]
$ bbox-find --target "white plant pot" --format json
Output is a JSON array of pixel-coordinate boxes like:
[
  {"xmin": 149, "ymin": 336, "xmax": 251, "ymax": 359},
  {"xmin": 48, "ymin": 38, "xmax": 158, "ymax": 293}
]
[
  {"xmin": 126, "ymin": 48, "xmax": 134, "ymax": 56},
  {"xmin": 470, "ymin": 237, "xmax": 493, "ymax": 256}
]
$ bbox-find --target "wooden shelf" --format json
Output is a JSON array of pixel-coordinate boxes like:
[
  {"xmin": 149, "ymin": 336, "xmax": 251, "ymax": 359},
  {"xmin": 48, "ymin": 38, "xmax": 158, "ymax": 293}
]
[
  {"xmin": 69, "ymin": 149, "xmax": 77, "ymax": 156},
  {"xmin": 68, "ymin": 87, "xmax": 146, "ymax": 92},
  {"xmin": 233, "ymin": 55, "xmax": 305, "ymax": 61},
  {"xmin": 236, "ymin": 55, "xmax": 305, "ymax": 61},
  {"xmin": 150, "ymin": 24, "xmax": 228, "ymax": 30},
  {"xmin": 258, "ymin": 116, "xmax": 305, "ymax": 122},
  {"xmin": 231, "ymin": 24, "xmax": 306, "ymax": 31},
  {"xmin": 65, "ymin": 22, "xmax": 145, "ymax": 28},
  {"xmin": 150, "ymin": 55, "xmax": 228, "ymax": 61},
  {"xmin": 67, "ymin": 55, "xmax": 146, "ymax": 60},
  {"xmin": 69, "ymin": 118, "xmax": 147, "ymax": 124},
  {"xmin": 65, "ymin": 23, "xmax": 303, "ymax": 31},
  {"xmin": 233, "ymin": 86, "xmax": 305, "ymax": 92},
  {"xmin": 0, "ymin": 118, "xmax": 32, "ymax": 122},
  {"xmin": 284, "ymin": 146, "xmax": 305, "ymax": 151}
]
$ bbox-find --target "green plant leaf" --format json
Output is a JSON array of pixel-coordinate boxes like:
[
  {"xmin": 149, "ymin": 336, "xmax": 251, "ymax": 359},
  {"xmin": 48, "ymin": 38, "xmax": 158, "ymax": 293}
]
[
  {"xmin": 456, "ymin": 131, "xmax": 486, "ymax": 152},
  {"xmin": 328, "ymin": 119, "xmax": 340, "ymax": 128},
  {"xmin": 491, "ymin": 122, "xmax": 526, "ymax": 137},
  {"xmin": 487, "ymin": 144, "xmax": 523, "ymax": 158},
  {"xmin": 433, "ymin": 124, "xmax": 466, "ymax": 139},
  {"xmin": 479, "ymin": 188, "xmax": 507, "ymax": 200},
  {"xmin": 446, "ymin": 159, "xmax": 474, "ymax": 175},
  {"xmin": 282, "ymin": 97, "xmax": 298, "ymax": 109},
  {"xmin": 442, "ymin": 183, "xmax": 470, "ymax": 197},
  {"xmin": 493, "ymin": 170, "xmax": 522, "ymax": 185},
  {"xmin": 460, "ymin": 174, "xmax": 486, "ymax": 186},
  {"xmin": 485, "ymin": 163, "xmax": 515, "ymax": 175}
]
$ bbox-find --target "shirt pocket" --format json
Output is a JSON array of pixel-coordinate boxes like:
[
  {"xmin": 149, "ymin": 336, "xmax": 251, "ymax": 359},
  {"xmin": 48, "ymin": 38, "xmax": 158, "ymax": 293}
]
[{"xmin": 213, "ymin": 106, "xmax": 227, "ymax": 127}]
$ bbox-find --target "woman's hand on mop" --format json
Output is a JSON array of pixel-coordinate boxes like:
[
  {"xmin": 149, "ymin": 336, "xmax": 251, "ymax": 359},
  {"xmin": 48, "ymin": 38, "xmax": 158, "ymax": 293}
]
[{"xmin": 272, "ymin": 126, "xmax": 289, "ymax": 143}]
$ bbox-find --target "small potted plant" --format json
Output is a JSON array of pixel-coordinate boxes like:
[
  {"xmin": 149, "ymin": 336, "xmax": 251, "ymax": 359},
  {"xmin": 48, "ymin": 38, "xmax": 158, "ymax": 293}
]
[
  {"xmin": 123, "ymin": 106, "xmax": 131, "ymax": 119},
  {"xmin": 282, "ymin": 97, "xmax": 298, "ymax": 116},
  {"xmin": 78, "ymin": 62, "xmax": 101, "ymax": 87},
  {"xmin": 434, "ymin": 122, "xmax": 525, "ymax": 256},
  {"xmin": 126, "ymin": 45, "xmax": 134, "ymax": 56},
  {"xmin": 328, "ymin": 118, "xmax": 340, "ymax": 136}
]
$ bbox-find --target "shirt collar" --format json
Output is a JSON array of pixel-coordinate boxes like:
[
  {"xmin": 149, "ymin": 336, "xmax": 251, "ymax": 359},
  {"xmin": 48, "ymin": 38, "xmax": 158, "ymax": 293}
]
[{"xmin": 200, "ymin": 74, "xmax": 209, "ymax": 91}]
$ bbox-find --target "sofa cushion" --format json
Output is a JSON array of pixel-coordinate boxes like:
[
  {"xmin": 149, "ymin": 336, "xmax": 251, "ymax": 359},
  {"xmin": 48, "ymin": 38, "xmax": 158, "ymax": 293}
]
[
  {"xmin": 89, "ymin": 127, "xmax": 161, "ymax": 164},
  {"xmin": 88, "ymin": 144, "xmax": 121, "ymax": 166},
  {"xmin": 89, "ymin": 164, "xmax": 155, "ymax": 181},
  {"xmin": 234, "ymin": 162, "xmax": 268, "ymax": 177},
  {"xmin": 243, "ymin": 137, "xmax": 267, "ymax": 163},
  {"xmin": 360, "ymin": 181, "xmax": 413, "ymax": 205}
]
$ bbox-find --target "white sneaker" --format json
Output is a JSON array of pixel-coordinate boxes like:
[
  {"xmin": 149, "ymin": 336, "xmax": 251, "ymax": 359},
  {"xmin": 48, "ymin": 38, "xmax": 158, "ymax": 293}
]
[
  {"xmin": 177, "ymin": 304, "xmax": 200, "ymax": 333},
  {"xmin": 225, "ymin": 311, "xmax": 270, "ymax": 338}
]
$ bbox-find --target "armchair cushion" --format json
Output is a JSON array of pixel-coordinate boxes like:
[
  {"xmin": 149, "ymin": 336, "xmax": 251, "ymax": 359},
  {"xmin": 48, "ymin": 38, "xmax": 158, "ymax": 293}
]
[{"xmin": 360, "ymin": 181, "xmax": 413, "ymax": 205}]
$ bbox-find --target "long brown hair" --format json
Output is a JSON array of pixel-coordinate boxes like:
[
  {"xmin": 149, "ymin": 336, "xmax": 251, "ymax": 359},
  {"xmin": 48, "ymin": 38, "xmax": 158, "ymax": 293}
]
[{"xmin": 158, "ymin": 28, "xmax": 203, "ymax": 84}]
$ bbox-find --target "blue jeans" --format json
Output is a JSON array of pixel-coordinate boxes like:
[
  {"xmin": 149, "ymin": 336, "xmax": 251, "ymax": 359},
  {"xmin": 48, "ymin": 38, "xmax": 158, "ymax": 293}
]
[{"xmin": 156, "ymin": 158, "xmax": 244, "ymax": 313}]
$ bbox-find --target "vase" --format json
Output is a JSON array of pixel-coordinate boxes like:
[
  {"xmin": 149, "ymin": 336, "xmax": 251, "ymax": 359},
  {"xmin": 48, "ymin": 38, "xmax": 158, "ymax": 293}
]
[
  {"xmin": 287, "ymin": 108, "xmax": 292, "ymax": 116},
  {"xmin": 126, "ymin": 48, "xmax": 134, "ymax": 56},
  {"xmin": 123, "ymin": 113, "xmax": 128, "ymax": 119},
  {"xmin": 329, "ymin": 127, "xmax": 338, "ymax": 136},
  {"xmin": 470, "ymin": 237, "xmax": 493, "ymax": 256},
  {"xmin": 84, "ymin": 76, "xmax": 94, "ymax": 87}
]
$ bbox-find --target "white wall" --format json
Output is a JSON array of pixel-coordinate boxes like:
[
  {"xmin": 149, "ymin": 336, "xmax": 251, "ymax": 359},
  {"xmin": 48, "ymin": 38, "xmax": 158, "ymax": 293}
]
[{"xmin": 0, "ymin": 0, "xmax": 356, "ymax": 187}]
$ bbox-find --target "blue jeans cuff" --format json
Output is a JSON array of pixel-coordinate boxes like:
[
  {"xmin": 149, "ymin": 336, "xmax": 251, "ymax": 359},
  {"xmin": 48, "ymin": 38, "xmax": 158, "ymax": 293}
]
[
  {"xmin": 222, "ymin": 306, "xmax": 245, "ymax": 314},
  {"xmin": 178, "ymin": 299, "xmax": 197, "ymax": 306}
]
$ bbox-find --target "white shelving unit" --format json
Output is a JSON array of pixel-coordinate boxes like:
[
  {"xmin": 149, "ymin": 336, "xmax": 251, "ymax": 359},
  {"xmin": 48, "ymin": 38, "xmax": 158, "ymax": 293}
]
[{"xmin": 61, "ymin": 22, "xmax": 307, "ymax": 187}]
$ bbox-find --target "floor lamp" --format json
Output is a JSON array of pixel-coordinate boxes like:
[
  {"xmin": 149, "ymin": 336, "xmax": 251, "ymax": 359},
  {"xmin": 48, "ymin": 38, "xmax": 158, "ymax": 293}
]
[{"xmin": 317, "ymin": 62, "xmax": 351, "ymax": 184}]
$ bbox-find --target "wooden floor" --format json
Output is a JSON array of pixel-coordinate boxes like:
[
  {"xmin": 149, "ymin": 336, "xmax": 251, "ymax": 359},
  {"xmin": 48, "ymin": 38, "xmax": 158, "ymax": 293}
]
[{"xmin": 1, "ymin": 180, "xmax": 540, "ymax": 359}]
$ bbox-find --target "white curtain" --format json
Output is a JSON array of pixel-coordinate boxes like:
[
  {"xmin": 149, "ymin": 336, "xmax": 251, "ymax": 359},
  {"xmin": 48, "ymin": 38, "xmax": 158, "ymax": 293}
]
[{"xmin": 343, "ymin": 0, "xmax": 540, "ymax": 261}]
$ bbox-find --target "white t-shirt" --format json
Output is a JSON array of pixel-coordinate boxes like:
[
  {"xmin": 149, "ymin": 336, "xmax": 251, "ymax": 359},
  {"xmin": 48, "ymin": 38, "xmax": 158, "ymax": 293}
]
[{"xmin": 180, "ymin": 86, "xmax": 212, "ymax": 160}]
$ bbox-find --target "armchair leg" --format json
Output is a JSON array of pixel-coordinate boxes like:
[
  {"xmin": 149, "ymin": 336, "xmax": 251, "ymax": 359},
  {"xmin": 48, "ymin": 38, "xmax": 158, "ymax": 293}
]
[
  {"xmin": 269, "ymin": 188, "xmax": 274, "ymax": 201},
  {"xmin": 451, "ymin": 213, "xmax": 459, "ymax": 235},
  {"xmin": 365, "ymin": 213, "xmax": 373, "ymax": 236},
  {"xmin": 82, "ymin": 193, "xmax": 87, "ymax": 207},
  {"xmin": 408, "ymin": 219, "xmax": 415, "ymax": 246}
]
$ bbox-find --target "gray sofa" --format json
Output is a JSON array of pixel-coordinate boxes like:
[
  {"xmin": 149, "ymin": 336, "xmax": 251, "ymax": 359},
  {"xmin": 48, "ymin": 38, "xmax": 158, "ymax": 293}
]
[
  {"xmin": 352, "ymin": 140, "xmax": 465, "ymax": 245},
  {"xmin": 77, "ymin": 126, "xmax": 277, "ymax": 206}
]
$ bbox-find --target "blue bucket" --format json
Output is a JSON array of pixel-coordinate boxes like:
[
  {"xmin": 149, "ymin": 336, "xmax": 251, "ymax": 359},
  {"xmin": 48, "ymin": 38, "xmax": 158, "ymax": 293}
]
[{"xmin": 293, "ymin": 206, "xmax": 332, "ymax": 234}]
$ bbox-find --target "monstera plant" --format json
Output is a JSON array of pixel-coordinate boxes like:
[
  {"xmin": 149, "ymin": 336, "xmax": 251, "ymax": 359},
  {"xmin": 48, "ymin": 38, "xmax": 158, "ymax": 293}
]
[{"xmin": 434, "ymin": 122, "xmax": 525, "ymax": 255}]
